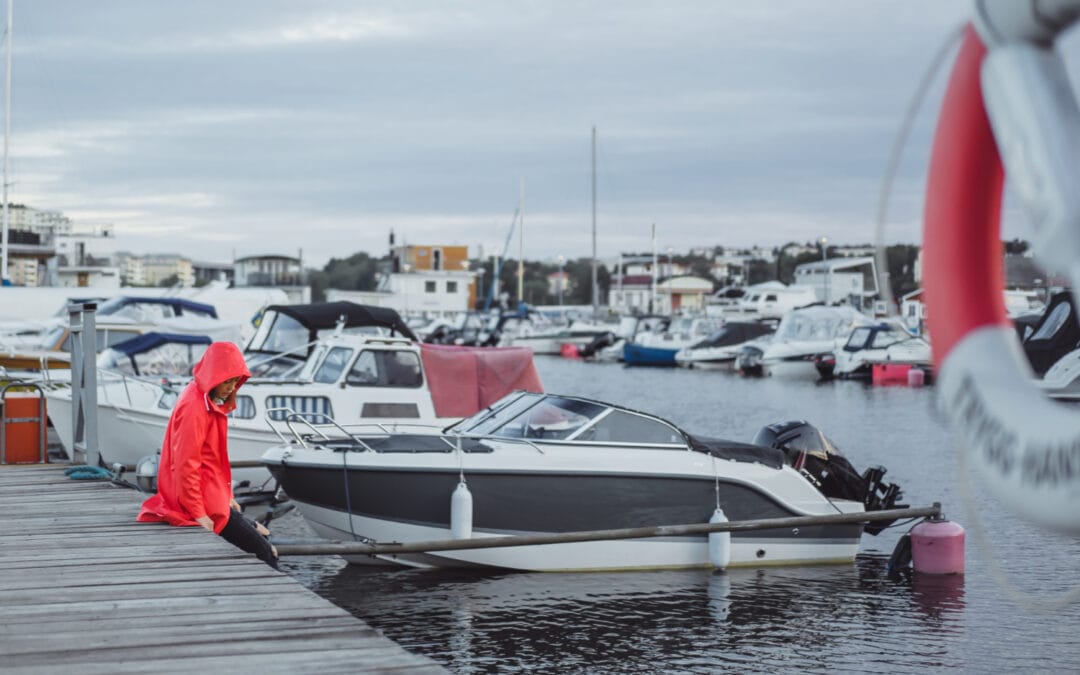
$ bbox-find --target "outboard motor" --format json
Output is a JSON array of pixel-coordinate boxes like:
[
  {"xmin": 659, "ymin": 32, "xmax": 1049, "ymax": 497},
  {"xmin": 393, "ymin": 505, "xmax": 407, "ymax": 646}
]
[
  {"xmin": 736, "ymin": 345, "xmax": 765, "ymax": 377},
  {"xmin": 753, "ymin": 420, "xmax": 904, "ymax": 534},
  {"xmin": 579, "ymin": 331, "xmax": 616, "ymax": 358}
]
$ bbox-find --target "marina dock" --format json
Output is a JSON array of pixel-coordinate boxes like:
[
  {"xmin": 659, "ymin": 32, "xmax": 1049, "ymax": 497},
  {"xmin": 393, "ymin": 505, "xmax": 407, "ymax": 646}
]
[{"xmin": 0, "ymin": 464, "xmax": 443, "ymax": 674}]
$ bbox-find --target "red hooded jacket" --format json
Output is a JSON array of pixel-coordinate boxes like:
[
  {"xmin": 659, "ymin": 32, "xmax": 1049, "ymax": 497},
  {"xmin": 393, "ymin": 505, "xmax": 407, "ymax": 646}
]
[{"xmin": 137, "ymin": 342, "xmax": 251, "ymax": 534}]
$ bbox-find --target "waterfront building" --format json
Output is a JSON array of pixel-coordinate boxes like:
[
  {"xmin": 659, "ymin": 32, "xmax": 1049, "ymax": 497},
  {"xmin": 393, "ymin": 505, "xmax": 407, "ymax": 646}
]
[
  {"xmin": 793, "ymin": 256, "xmax": 879, "ymax": 309},
  {"xmin": 116, "ymin": 253, "xmax": 194, "ymax": 287},
  {"xmin": 655, "ymin": 275, "xmax": 714, "ymax": 314},
  {"xmin": 234, "ymin": 254, "xmax": 308, "ymax": 303}
]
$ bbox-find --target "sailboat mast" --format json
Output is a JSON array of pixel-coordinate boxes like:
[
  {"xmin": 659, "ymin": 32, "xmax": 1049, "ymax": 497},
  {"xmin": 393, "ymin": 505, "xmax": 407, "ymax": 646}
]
[
  {"xmin": 591, "ymin": 125, "xmax": 598, "ymax": 317},
  {"xmin": 517, "ymin": 178, "xmax": 524, "ymax": 306},
  {"xmin": 0, "ymin": 0, "xmax": 11, "ymax": 285},
  {"xmin": 650, "ymin": 223, "xmax": 658, "ymax": 313}
]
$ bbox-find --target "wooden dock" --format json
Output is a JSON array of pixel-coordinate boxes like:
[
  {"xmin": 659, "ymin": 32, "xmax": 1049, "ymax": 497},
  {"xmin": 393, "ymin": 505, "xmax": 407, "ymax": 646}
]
[{"xmin": 0, "ymin": 464, "xmax": 444, "ymax": 674}]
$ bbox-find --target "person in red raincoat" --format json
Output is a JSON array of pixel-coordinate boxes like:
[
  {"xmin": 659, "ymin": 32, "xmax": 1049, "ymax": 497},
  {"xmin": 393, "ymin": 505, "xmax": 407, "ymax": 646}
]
[{"xmin": 138, "ymin": 341, "xmax": 278, "ymax": 568}]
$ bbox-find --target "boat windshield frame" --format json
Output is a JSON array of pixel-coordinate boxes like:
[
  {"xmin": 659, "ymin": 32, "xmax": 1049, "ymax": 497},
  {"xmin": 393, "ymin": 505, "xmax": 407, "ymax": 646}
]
[{"xmin": 447, "ymin": 391, "xmax": 689, "ymax": 448}]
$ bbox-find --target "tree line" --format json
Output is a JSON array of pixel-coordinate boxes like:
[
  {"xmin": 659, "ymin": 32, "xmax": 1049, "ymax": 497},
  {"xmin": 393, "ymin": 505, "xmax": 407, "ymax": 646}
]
[{"xmin": 305, "ymin": 241, "xmax": 1026, "ymax": 307}]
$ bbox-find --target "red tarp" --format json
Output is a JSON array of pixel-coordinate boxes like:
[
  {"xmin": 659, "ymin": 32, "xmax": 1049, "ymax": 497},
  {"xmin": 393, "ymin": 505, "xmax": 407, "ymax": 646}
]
[{"xmin": 420, "ymin": 343, "xmax": 544, "ymax": 418}]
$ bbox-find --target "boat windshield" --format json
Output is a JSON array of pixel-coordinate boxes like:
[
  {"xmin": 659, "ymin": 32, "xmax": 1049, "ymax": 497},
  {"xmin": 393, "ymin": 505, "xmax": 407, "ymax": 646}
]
[
  {"xmin": 843, "ymin": 327, "xmax": 873, "ymax": 350},
  {"xmin": 453, "ymin": 392, "xmax": 606, "ymax": 440},
  {"xmin": 776, "ymin": 312, "xmax": 854, "ymax": 342},
  {"xmin": 868, "ymin": 329, "xmax": 905, "ymax": 349}
]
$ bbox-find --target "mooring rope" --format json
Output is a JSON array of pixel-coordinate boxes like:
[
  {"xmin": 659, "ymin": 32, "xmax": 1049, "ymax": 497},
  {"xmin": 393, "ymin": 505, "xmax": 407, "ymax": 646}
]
[{"xmin": 63, "ymin": 465, "xmax": 111, "ymax": 481}]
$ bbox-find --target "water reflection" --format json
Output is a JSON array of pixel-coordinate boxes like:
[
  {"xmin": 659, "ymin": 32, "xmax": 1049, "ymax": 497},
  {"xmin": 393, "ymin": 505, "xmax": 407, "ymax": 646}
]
[
  {"xmin": 910, "ymin": 573, "xmax": 966, "ymax": 625},
  {"xmin": 305, "ymin": 554, "xmax": 967, "ymax": 673}
]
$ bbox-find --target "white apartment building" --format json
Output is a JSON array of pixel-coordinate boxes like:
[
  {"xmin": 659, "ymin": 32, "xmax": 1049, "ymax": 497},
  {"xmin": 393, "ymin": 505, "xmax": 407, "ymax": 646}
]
[
  {"xmin": 5, "ymin": 204, "xmax": 73, "ymax": 236},
  {"xmin": 6, "ymin": 257, "xmax": 39, "ymax": 286},
  {"xmin": 328, "ymin": 270, "xmax": 476, "ymax": 318},
  {"xmin": 114, "ymin": 253, "xmax": 194, "ymax": 287}
]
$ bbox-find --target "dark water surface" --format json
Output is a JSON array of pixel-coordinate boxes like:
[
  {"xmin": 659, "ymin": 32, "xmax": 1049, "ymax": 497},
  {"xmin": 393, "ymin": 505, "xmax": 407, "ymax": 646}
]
[{"xmin": 274, "ymin": 357, "xmax": 1080, "ymax": 673}]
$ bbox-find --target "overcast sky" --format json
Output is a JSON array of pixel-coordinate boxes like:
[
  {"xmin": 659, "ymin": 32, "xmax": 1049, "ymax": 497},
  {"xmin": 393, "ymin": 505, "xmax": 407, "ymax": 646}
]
[{"xmin": 6, "ymin": 1, "xmax": 1066, "ymax": 268}]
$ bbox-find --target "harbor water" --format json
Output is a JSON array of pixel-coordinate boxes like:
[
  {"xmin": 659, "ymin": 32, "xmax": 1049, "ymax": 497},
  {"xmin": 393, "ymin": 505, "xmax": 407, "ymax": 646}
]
[{"xmin": 274, "ymin": 356, "xmax": 1080, "ymax": 673}]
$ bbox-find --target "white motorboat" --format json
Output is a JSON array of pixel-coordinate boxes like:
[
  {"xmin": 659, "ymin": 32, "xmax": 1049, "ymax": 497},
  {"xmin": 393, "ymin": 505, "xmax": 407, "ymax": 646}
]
[
  {"xmin": 822, "ymin": 320, "xmax": 932, "ymax": 380},
  {"xmin": 46, "ymin": 302, "xmax": 541, "ymax": 494},
  {"xmin": 757, "ymin": 305, "xmax": 875, "ymax": 379},
  {"xmin": 675, "ymin": 322, "xmax": 776, "ymax": 370},
  {"xmin": 262, "ymin": 391, "xmax": 906, "ymax": 572},
  {"xmin": 495, "ymin": 309, "xmax": 611, "ymax": 356}
]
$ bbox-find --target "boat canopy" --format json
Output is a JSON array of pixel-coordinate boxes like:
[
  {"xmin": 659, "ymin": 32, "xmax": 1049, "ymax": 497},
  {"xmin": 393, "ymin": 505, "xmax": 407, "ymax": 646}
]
[
  {"xmin": 97, "ymin": 331, "xmax": 213, "ymax": 377},
  {"xmin": 690, "ymin": 322, "xmax": 774, "ymax": 349},
  {"xmin": 107, "ymin": 331, "xmax": 212, "ymax": 356},
  {"xmin": 263, "ymin": 302, "xmax": 417, "ymax": 341},
  {"xmin": 685, "ymin": 434, "xmax": 784, "ymax": 469},
  {"xmin": 96, "ymin": 296, "xmax": 219, "ymax": 319}
]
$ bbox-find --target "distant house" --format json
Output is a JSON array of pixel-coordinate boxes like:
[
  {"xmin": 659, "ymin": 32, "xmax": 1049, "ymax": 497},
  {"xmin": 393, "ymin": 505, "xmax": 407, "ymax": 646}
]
[
  {"xmin": 656, "ymin": 275, "xmax": 714, "ymax": 314},
  {"xmin": 192, "ymin": 260, "xmax": 234, "ymax": 286},
  {"xmin": 609, "ymin": 274, "xmax": 655, "ymax": 314},
  {"xmin": 234, "ymin": 254, "xmax": 309, "ymax": 303},
  {"xmin": 793, "ymin": 256, "xmax": 879, "ymax": 308}
]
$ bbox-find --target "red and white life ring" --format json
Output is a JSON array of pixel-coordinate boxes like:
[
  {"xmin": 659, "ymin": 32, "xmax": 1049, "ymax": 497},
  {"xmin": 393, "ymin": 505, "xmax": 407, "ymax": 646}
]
[{"xmin": 924, "ymin": 14, "xmax": 1080, "ymax": 534}]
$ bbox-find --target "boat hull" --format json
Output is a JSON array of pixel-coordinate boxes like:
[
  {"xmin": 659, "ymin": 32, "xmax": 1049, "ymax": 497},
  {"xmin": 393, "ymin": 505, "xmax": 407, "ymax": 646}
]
[
  {"xmin": 269, "ymin": 463, "xmax": 864, "ymax": 571},
  {"xmin": 623, "ymin": 343, "xmax": 679, "ymax": 367}
]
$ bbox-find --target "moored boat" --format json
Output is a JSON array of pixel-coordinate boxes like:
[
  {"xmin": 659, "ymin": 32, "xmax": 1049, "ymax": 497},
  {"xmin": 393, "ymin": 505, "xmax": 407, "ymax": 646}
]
[
  {"xmin": 46, "ymin": 302, "xmax": 542, "ymax": 495},
  {"xmin": 262, "ymin": 391, "xmax": 905, "ymax": 572},
  {"xmin": 675, "ymin": 321, "xmax": 776, "ymax": 370}
]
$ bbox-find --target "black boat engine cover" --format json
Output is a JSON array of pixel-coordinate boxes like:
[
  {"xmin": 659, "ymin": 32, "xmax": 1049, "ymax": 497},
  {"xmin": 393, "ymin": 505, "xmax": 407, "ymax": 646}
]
[{"xmin": 753, "ymin": 420, "xmax": 904, "ymax": 533}]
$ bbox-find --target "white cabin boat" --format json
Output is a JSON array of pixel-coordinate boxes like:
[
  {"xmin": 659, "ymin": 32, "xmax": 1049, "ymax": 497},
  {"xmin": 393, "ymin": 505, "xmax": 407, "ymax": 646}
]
[{"xmin": 262, "ymin": 391, "xmax": 906, "ymax": 571}]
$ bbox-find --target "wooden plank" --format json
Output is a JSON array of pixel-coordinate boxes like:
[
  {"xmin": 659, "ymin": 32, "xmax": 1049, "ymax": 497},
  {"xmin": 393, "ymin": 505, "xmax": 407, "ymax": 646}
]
[
  {"xmin": 0, "ymin": 586, "xmax": 313, "ymax": 619},
  {"xmin": 0, "ymin": 549, "xmax": 246, "ymax": 567},
  {"xmin": 5, "ymin": 647, "xmax": 445, "ymax": 675},
  {"xmin": 2, "ymin": 633, "xmax": 411, "ymax": 667},
  {"xmin": 0, "ymin": 581, "xmax": 321, "ymax": 611},
  {"xmin": 2, "ymin": 607, "xmax": 354, "ymax": 632},
  {"xmin": 0, "ymin": 618, "xmax": 378, "ymax": 656},
  {"xmin": 0, "ymin": 566, "xmax": 279, "ymax": 591}
]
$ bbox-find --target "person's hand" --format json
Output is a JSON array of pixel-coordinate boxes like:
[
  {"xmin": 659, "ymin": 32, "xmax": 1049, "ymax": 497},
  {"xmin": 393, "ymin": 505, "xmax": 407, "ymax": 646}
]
[
  {"xmin": 255, "ymin": 521, "xmax": 270, "ymax": 537},
  {"xmin": 195, "ymin": 515, "xmax": 214, "ymax": 531},
  {"xmin": 229, "ymin": 498, "xmax": 241, "ymax": 512}
]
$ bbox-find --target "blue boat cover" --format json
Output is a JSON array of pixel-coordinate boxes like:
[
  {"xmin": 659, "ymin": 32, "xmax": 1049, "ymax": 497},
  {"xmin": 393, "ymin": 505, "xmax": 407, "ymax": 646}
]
[
  {"xmin": 108, "ymin": 332, "xmax": 213, "ymax": 357},
  {"xmin": 98, "ymin": 296, "xmax": 219, "ymax": 318}
]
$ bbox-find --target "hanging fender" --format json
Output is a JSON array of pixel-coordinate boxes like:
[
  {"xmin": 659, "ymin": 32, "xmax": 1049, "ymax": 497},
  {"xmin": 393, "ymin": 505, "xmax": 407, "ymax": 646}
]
[{"xmin": 923, "ymin": 1, "xmax": 1080, "ymax": 534}]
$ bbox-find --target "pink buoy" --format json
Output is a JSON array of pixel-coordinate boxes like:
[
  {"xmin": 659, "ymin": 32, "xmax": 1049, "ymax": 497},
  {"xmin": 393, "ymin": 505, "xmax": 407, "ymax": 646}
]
[
  {"xmin": 560, "ymin": 343, "xmax": 581, "ymax": 359},
  {"xmin": 911, "ymin": 519, "xmax": 965, "ymax": 575},
  {"xmin": 907, "ymin": 367, "xmax": 926, "ymax": 387}
]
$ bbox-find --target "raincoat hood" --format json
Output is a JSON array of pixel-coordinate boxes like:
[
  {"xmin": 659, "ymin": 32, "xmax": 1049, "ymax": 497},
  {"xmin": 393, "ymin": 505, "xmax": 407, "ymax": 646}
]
[{"xmin": 192, "ymin": 341, "xmax": 250, "ymax": 397}]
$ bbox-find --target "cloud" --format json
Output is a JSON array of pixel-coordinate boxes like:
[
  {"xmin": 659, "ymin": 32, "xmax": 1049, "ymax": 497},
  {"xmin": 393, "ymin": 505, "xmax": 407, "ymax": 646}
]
[{"xmin": 4, "ymin": 0, "xmax": 1042, "ymax": 271}]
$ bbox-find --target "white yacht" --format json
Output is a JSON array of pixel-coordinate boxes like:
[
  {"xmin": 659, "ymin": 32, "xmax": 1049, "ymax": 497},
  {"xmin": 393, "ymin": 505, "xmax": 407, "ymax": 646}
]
[
  {"xmin": 757, "ymin": 305, "xmax": 875, "ymax": 379},
  {"xmin": 675, "ymin": 322, "xmax": 776, "ymax": 370},
  {"xmin": 826, "ymin": 320, "xmax": 932, "ymax": 380},
  {"xmin": 262, "ymin": 391, "xmax": 907, "ymax": 571}
]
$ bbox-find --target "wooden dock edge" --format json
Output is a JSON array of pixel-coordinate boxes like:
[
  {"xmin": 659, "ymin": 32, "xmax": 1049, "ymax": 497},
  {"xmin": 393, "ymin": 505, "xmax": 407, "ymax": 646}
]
[{"xmin": 0, "ymin": 464, "xmax": 445, "ymax": 674}]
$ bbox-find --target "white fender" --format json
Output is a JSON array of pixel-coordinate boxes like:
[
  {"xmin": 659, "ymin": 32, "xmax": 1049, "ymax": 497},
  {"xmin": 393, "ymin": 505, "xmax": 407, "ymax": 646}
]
[
  {"xmin": 450, "ymin": 481, "xmax": 473, "ymax": 539},
  {"xmin": 708, "ymin": 507, "xmax": 731, "ymax": 570}
]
